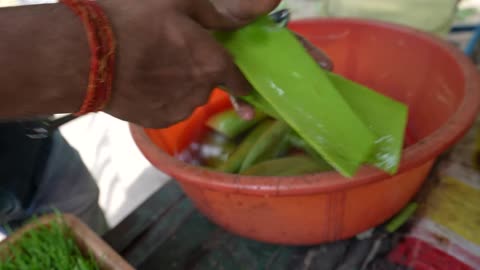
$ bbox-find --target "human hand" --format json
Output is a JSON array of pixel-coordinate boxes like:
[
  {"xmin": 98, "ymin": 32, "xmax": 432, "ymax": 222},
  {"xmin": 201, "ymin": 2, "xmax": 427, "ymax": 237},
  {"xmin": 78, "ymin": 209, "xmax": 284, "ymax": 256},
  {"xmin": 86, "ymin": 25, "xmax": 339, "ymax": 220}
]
[
  {"xmin": 100, "ymin": 0, "xmax": 332, "ymax": 128},
  {"xmin": 99, "ymin": 0, "xmax": 279, "ymax": 128}
]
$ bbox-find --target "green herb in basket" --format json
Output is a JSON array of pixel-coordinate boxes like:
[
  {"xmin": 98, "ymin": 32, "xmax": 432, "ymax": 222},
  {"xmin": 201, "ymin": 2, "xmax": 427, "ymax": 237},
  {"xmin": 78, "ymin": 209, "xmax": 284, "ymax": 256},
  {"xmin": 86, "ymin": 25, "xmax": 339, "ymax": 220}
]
[{"xmin": 0, "ymin": 216, "xmax": 99, "ymax": 270}]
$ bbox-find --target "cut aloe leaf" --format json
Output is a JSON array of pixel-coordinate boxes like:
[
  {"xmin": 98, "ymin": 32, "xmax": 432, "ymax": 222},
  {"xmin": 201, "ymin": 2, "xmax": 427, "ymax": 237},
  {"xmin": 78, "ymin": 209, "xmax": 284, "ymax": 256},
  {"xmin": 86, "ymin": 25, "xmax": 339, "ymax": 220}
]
[
  {"xmin": 385, "ymin": 203, "xmax": 418, "ymax": 233},
  {"xmin": 272, "ymin": 131, "xmax": 291, "ymax": 158},
  {"xmin": 328, "ymin": 72, "xmax": 408, "ymax": 174},
  {"xmin": 217, "ymin": 120, "xmax": 273, "ymax": 173},
  {"xmin": 206, "ymin": 109, "xmax": 267, "ymax": 139},
  {"xmin": 216, "ymin": 16, "xmax": 376, "ymax": 177},
  {"xmin": 240, "ymin": 120, "xmax": 290, "ymax": 171},
  {"xmin": 252, "ymin": 126, "xmax": 292, "ymax": 161},
  {"xmin": 241, "ymin": 92, "xmax": 280, "ymax": 119},
  {"xmin": 240, "ymin": 72, "xmax": 408, "ymax": 175},
  {"xmin": 288, "ymin": 133, "xmax": 326, "ymax": 161},
  {"xmin": 241, "ymin": 155, "xmax": 332, "ymax": 176}
]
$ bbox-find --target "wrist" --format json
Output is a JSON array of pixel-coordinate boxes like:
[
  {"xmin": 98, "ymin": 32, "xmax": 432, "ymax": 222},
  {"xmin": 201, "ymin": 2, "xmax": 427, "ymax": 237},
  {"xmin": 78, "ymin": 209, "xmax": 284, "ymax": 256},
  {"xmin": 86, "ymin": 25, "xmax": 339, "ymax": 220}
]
[
  {"xmin": 56, "ymin": 0, "xmax": 116, "ymax": 116},
  {"xmin": 45, "ymin": 3, "xmax": 89, "ymax": 113}
]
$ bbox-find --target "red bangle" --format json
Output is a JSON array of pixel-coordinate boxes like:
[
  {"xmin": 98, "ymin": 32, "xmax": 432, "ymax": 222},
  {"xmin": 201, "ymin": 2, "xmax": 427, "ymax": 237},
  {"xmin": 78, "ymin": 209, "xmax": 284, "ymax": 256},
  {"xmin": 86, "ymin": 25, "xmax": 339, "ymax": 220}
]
[{"xmin": 60, "ymin": 0, "xmax": 116, "ymax": 116}]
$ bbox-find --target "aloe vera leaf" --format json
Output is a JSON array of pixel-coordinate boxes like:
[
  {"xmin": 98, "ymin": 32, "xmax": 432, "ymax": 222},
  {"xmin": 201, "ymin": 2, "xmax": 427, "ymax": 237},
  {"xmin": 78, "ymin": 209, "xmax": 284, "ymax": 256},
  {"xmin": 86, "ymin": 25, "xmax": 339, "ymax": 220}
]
[
  {"xmin": 215, "ymin": 17, "xmax": 376, "ymax": 177},
  {"xmin": 217, "ymin": 120, "xmax": 274, "ymax": 173},
  {"xmin": 287, "ymin": 133, "xmax": 327, "ymax": 161},
  {"xmin": 241, "ymin": 155, "xmax": 332, "ymax": 176},
  {"xmin": 245, "ymin": 73, "xmax": 408, "ymax": 174},
  {"xmin": 272, "ymin": 131, "xmax": 291, "ymax": 158},
  {"xmin": 385, "ymin": 203, "xmax": 418, "ymax": 233},
  {"xmin": 251, "ymin": 126, "xmax": 292, "ymax": 162},
  {"xmin": 328, "ymin": 72, "xmax": 408, "ymax": 174},
  {"xmin": 241, "ymin": 91, "xmax": 280, "ymax": 118},
  {"xmin": 240, "ymin": 120, "xmax": 290, "ymax": 171},
  {"xmin": 206, "ymin": 109, "xmax": 267, "ymax": 138}
]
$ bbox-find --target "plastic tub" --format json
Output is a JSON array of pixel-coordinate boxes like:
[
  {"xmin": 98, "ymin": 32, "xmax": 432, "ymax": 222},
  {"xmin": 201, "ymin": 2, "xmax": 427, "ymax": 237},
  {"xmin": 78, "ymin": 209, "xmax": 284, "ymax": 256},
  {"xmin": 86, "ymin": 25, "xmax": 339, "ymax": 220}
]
[{"xmin": 130, "ymin": 19, "xmax": 480, "ymax": 245}]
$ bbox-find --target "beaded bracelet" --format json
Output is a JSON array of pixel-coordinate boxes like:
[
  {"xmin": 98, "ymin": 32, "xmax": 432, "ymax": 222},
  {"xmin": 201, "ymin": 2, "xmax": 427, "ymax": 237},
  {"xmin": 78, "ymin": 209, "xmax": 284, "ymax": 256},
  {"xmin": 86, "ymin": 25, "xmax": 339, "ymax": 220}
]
[{"xmin": 60, "ymin": 0, "xmax": 116, "ymax": 115}]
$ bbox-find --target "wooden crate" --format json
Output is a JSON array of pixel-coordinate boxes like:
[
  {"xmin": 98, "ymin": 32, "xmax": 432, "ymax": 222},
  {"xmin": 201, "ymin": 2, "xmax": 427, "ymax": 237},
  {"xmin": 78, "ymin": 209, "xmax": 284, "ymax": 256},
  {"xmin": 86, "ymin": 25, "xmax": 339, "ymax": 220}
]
[{"xmin": 0, "ymin": 213, "xmax": 133, "ymax": 270}]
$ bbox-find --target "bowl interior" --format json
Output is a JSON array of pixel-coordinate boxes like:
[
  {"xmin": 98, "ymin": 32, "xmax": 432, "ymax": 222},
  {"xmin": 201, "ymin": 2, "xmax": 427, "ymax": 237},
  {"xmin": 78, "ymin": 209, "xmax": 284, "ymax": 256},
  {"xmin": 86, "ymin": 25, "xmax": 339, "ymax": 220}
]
[
  {"xmin": 137, "ymin": 19, "xmax": 479, "ymax": 191},
  {"xmin": 288, "ymin": 20, "xmax": 465, "ymax": 143}
]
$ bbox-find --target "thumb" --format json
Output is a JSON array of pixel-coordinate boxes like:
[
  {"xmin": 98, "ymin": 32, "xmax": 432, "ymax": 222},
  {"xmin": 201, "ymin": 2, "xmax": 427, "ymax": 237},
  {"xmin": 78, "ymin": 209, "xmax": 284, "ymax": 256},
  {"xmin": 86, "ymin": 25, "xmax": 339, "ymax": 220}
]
[
  {"xmin": 212, "ymin": 0, "xmax": 281, "ymax": 26},
  {"xmin": 190, "ymin": 0, "xmax": 281, "ymax": 29}
]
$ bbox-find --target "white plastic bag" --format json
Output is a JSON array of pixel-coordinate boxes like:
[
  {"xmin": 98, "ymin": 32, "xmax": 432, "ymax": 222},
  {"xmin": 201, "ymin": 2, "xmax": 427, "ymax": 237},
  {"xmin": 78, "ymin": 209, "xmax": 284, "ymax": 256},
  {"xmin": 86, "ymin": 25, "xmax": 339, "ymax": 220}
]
[{"xmin": 282, "ymin": 0, "xmax": 458, "ymax": 35}]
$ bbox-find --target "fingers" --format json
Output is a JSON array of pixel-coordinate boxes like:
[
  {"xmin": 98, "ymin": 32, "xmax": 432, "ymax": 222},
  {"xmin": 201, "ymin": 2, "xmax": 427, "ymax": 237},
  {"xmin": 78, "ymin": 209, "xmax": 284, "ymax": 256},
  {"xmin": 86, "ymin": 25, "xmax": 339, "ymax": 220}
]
[
  {"xmin": 295, "ymin": 33, "xmax": 334, "ymax": 71},
  {"xmin": 168, "ymin": 83, "xmax": 213, "ymax": 123},
  {"xmin": 180, "ymin": 17, "xmax": 252, "ymax": 96},
  {"xmin": 209, "ymin": 0, "xmax": 281, "ymax": 27},
  {"xmin": 236, "ymin": 100, "xmax": 256, "ymax": 120},
  {"xmin": 187, "ymin": 1, "xmax": 253, "ymax": 96},
  {"xmin": 226, "ymin": 95, "xmax": 254, "ymax": 120},
  {"xmin": 189, "ymin": 0, "xmax": 281, "ymax": 30},
  {"xmin": 222, "ymin": 64, "xmax": 252, "ymax": 96},
  {"xmin": 187, "ymin": 0, "xmax": 243, "ymax": 29},
  {"xmin": 183, "ymin": 18, "xmax": 253, "ymax": 122}
]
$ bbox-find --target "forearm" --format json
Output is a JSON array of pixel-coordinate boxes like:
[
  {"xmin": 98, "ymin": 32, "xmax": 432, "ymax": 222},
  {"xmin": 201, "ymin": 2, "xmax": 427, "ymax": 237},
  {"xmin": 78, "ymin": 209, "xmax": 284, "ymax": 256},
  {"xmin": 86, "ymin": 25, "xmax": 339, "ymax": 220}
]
[
  {"xmin": 0, "ymin": 3, "xmax": 88, "ymax": 119},
  {"xmin": 0, "ymin": 0, "xmax": 282, "ymax": 128}
]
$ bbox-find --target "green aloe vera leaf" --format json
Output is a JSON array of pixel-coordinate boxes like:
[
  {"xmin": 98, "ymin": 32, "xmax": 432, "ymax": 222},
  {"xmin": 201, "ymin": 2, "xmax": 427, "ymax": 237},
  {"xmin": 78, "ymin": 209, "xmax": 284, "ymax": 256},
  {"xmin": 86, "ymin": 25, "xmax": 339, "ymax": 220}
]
[
  {"xmin": 287, "ymin": 133, "xmax": 328, "ymax": 162},
  {"xmin": 240, "ymin": 120, "xmax": 290, "ymax": 172},
  {"xmin": 241, "ymin": 92, "xmax": 280, "ymax": 118},
  {"xmin": 252, "ymin": 126, "xmax": 292, "ymax": 161},
  {"xmin": 215, "ymin": 16, "xmax": 376, "ymax": 177},
  {"xmin": 206, "ymin": 109, "xmax": 267, "ymax": 138},
  {"xmin": 328, "ymin": 72, "xmax": 408, "ymax": 174},
  {"xmin": 272, "ymin": 131, "xmax": 291, "ymax": 158},
  {"xmin": 244, "ymin": 73, "xmax": 408, "ymax": 174},
  {"xmin": 217, "ymin": 120, "xmax": 274, "ymax": 173},
  {"xmin": 241, "ymin": 155, "xmax": 332, "ymax": 176},
  {"xmin": 385, "ymin": 203, "xmax": 418, "ymax": 233}
]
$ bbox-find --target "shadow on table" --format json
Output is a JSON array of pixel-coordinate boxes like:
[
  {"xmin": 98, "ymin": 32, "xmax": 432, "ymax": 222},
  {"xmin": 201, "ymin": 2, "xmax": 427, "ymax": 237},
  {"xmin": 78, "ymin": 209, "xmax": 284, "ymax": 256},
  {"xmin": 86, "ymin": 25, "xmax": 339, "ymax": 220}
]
[{"xmin": 104, "ymin": 180, "xmax": 405, "ymax": 270}]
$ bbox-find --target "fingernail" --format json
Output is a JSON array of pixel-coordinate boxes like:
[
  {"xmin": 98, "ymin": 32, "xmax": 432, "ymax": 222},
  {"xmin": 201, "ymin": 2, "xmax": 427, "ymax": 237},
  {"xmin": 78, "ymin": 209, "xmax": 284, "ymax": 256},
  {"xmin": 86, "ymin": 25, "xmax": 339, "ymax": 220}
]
[
  {"xmin": 229, "ymin": 95, "xmax": 240, "ymax": 111},
  {"xmin": 238, "ymin": 105, "xmax": 255, "ymax": 120},
  {"xmin": 319, "ymin": 60, "xmax": 332, "ymax": 70}
]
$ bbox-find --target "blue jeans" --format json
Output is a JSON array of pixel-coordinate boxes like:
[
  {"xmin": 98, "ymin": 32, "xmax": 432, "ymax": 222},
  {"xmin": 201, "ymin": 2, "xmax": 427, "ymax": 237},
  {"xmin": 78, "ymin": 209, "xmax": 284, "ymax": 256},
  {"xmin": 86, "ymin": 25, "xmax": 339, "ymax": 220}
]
[{"xmin": 2, "ymin": 132, "xmax": 107, "ymax": 234}]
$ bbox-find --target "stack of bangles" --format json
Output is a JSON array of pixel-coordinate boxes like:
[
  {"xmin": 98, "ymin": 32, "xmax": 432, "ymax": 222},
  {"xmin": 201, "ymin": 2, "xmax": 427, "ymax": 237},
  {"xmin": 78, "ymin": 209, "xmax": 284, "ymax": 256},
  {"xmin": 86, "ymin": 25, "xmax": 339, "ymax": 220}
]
[{"xmin": 60, "ymin": 0, "xmax": 116, "ymax": 116}]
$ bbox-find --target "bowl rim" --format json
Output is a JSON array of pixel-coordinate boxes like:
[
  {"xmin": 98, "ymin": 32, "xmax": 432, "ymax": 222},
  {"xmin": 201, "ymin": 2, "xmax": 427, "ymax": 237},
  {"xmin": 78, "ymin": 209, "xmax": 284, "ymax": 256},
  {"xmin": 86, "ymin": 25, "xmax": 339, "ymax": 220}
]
[{"xmin": 130, "ymin": 18, "xmax": 480, "ymax": 196}]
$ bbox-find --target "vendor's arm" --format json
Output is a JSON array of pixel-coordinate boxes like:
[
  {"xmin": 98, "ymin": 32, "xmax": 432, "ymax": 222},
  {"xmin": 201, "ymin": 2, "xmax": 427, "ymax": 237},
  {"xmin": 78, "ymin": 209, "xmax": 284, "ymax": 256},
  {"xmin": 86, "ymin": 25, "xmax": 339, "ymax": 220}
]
[
  {"xmin": 0, "ymin": 0, "xmax": 331, "ymax": 128},
  {"xmin": 0, "ymin": 3, "xmax": 88, "ymax": 118}
]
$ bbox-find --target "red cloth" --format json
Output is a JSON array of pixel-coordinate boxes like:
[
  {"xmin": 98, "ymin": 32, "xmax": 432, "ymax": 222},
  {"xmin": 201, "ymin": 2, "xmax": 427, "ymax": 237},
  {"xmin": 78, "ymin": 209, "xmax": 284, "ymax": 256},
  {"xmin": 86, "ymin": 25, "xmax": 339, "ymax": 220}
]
[{"xmin": 389, "ymin": 237, "xmax": 473, "ymax": 270}]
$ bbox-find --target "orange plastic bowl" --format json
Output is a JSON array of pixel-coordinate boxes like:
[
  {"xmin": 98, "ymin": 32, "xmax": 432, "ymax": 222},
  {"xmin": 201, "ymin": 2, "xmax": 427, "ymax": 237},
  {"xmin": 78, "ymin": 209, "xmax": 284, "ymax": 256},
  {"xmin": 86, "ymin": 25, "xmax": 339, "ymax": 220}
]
[{"xmin": 130, "ymin": 19, "xmax": 480, "ymax": 245}]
